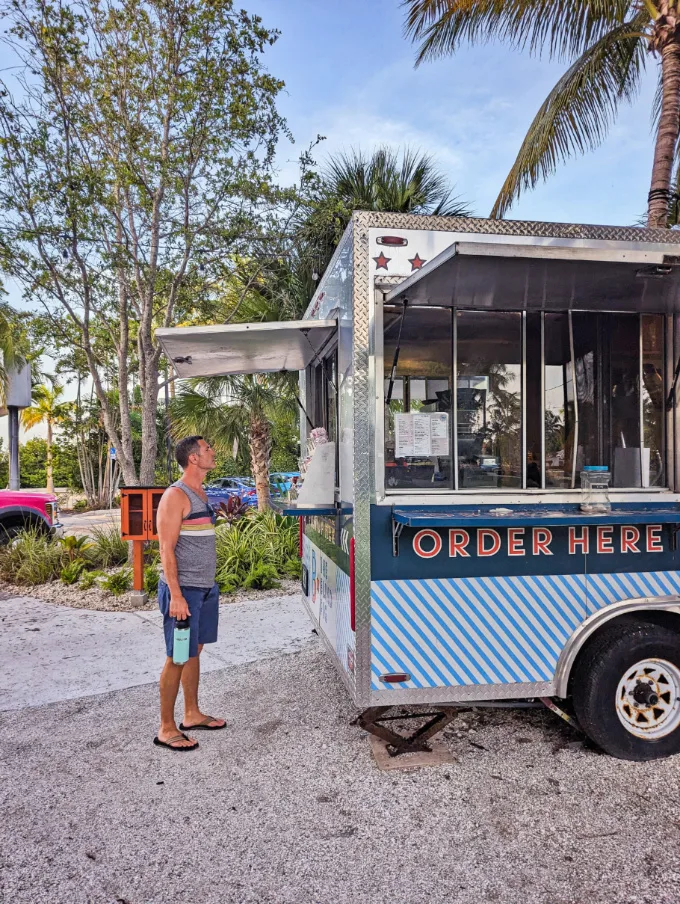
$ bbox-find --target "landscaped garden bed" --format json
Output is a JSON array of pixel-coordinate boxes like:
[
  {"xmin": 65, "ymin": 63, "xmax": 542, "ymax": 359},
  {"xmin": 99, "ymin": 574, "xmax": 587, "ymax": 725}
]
[{"xmin": 0, "ymin": 512, "xmax": 301, "ymax": 611}]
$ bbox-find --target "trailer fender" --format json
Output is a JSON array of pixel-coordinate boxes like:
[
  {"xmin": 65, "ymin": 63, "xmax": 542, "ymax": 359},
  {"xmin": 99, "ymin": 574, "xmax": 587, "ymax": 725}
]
[{"xmin": 554, "ymin": 596, "xmax": 680, "ymax": 698}]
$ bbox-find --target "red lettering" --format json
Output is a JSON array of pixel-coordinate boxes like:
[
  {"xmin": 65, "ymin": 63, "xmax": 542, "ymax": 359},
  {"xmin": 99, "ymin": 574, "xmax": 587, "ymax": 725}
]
[
  {"xmin": 647, "ymin": 525, "xmax": 663, "ymax": 553},
  {"xmin": 532, "ymin": 528, "xmax": 553, "ymax": 556},
  {"xmin": 569, "ymin": 526, "xmax": 589, "ymax": 555},
  {"xmin": 413, "ymin": 529, "xmax": 442, "ymax": 559},
  {"xmin": 620, "ymin": 526, "xmax": 640, "ymax": 554},
  {"xmin": 596, "ymin": 526, "xmax": 614, "ymax": 554},
  {"xmin": 448, "ymin": 529, "xmax": 471, "ymax": 557},
  {"xmin": 507, "ymin": 528, "xmax": 525, "ymax": 556},
  {"xmin": 478, "ymin": 529, "xmax": 501, "ymax": 557}
]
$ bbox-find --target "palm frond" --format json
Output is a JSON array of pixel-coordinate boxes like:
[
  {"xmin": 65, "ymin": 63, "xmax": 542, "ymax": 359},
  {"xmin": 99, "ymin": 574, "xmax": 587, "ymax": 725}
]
[
  {"xmin": 169, "ymin": 387, "xmax": 249, "ymax": 454},
  {"xmin": 490, "ymin": 14, "xmax": 648, "ymax": 218},
  {"xmin": 404, "ymin": 0, "xmax": 638, "ymax": 65},
  {"xmin": 322, "ymin": 145, "xmax": 470, "ymax": 216}
]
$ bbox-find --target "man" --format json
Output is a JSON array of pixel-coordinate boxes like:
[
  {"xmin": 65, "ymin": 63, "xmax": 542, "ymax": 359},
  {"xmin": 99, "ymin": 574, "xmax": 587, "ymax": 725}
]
[{"xmin": 154, "ymin": 435, "xmax": 226, "ymax": 751}]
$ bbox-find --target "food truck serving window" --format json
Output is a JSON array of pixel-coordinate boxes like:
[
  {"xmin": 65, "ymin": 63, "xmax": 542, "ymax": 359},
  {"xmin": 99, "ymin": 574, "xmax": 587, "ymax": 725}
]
[{"xmin": 384, "ymin": 306, "xmax": 667, "ymax": 492}]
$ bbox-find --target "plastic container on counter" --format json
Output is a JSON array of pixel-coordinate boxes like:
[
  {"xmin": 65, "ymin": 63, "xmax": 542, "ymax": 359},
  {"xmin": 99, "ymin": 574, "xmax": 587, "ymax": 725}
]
[{"xmin": 580, "ymin": 466, "xmax": 611, "ymax": 514}]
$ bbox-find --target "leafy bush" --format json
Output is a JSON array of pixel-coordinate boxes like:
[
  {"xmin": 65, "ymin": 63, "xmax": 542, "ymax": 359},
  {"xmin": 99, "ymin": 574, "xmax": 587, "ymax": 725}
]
[
  {"xmin": 100, "ymin": 568, "xmax": 132, "ymax": 596},
  {"xmin": 0, "ymin": 528, "xmax": 65, "ymax": 585},
  {"xmin": 88, "ymin": 526, "xmax": 128, "ymax": 568},
  {"xmin": 59, "ymin": 534, "xmax": 92, "ymax": 563},
  {"xmin": 217, "ymin": 573, "xmax": 241, "ymax": 594},
  {"xmin": 281, "ymin": 558, "xmax": 302, "ymax": 579},
  {"xmin": 60, "ymin": 560, "xmax": 85, "ymax": 585},
  {"xmin": 243, "ymin": 562, "xmax": 280, "ymax": 591},
  {"xmin": 79, "ymin": 569, "xmax": 105, "ymax": 590},
  {"xmin": 214, "ymin": 511, "xmax": 299, "ymax": 591},
  {"xmin": 72, "ymin": 499, "xmax": 89, "ymax": 513},
  {"xmin": 144, "ymin": 564, "xmax": 160, "ymax": 595}
]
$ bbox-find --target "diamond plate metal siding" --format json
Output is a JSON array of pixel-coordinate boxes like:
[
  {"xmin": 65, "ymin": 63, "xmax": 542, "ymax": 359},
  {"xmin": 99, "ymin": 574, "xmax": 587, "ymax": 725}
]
[
  {"xmin": 351, "ymin": 219, "xmax": 374, "ymax": 706},
  {"xmin": 352, "ymin": 211, "xmax": 680, "ymax": 245}
]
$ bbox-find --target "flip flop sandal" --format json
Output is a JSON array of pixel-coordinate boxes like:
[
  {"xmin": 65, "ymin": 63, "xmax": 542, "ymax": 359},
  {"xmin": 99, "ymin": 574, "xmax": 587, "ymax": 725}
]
[
  {"xmin": 179, "ymin": 716, "xmax": 227, "ymax": 731},
  {"xmin": 153, "ymin": 732, "xmax": 199, "ymax": 751}
]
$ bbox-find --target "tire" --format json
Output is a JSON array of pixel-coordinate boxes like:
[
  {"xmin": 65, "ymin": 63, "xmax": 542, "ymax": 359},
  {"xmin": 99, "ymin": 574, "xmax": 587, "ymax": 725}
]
[
  {"xmin": 0, "ymin": 524, "xmax": 23, "ymax": 545},
  {"xmin": 572, "ymin": 618, "xmax": 680, "ymax": 761}
]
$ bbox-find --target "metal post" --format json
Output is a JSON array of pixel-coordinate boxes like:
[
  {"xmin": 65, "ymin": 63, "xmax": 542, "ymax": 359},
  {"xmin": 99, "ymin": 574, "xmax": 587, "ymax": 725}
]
[
  {"xmin": 8, "ymin": 405, "xmax": 19, "ymax": 490},
  {"xmin": 164, "ymin": 366, "xmax": 173, "ymax": 485},
  {"xmin": 569, "ymin": 311, "xmax": 579, "ymax": 489}
]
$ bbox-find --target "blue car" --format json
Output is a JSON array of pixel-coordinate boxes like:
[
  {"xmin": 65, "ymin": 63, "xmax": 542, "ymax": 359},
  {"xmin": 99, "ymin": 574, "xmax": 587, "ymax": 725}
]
[{"xmin": 205, "ymin": 477, "xmax": 257, "ymax": 509}]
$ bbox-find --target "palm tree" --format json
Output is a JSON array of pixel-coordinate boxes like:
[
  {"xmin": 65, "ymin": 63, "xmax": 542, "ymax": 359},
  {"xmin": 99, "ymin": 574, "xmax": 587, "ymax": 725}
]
[
  {"xmin": 20, "ymin": 381, "xmax": 72, "ymax": 493},
  {"xmin": 169, "ymin": 375, "xmax": 296, "ymax": 512},
  {"xmin": 404, "ymin": 0, "xmax": 680, "ymax": 228},
  {"xmin": 322, "ymin": 146, "xmax": 470, "ymax": 218},
  {"xmin": 0, "ymin": 300, "xmax": 25, "ymax": 406}
]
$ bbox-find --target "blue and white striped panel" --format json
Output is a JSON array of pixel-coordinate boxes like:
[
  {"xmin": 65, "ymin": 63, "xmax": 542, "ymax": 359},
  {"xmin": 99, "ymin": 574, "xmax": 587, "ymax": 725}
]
[
  {"xmin": 587, "ymin": 570, "xmax": 680, "ymax": 612},
  {"xmin": 335, "ymin": 567, "xmax": 355, "ymax": 677},
  {"xmin": 371, "ymin": 574, "xmax": 589, "ymax": 690}
]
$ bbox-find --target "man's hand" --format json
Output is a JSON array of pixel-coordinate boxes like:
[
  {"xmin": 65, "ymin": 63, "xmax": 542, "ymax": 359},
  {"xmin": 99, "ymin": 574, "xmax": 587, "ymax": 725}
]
[{"xmin": 169, "ymin": 594, "xmax": 190, "ymax": 620}]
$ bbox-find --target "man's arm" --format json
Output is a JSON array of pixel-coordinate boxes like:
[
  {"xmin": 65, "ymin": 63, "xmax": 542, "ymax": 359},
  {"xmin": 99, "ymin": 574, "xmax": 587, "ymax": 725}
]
[{"xmin": 157, "ymin": 487, "xmax": 190, "ymax": 620}]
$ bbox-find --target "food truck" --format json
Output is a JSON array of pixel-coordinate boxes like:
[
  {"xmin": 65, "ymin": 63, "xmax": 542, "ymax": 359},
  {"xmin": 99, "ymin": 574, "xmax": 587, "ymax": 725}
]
[{"xmin": 157, "ymin": 212, "xmax": 680, "ymax": 761}]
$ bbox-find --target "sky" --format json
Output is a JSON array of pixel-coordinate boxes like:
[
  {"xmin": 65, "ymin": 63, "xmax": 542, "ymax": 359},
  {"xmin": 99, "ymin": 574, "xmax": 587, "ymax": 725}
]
[
  {"xmin": 2, "ymin": 0, "xmax": 663, "ymax": 444},
  {"xmin": 242, "ymin": 0, "xmax": 658, "ymax": 225}
]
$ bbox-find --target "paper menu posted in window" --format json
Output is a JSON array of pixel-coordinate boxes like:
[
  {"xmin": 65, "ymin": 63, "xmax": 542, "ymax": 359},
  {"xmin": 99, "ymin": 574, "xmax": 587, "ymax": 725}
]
[
  {"xmin": 394, "ymin": 412, "xmax": 449, "ymax": 458},
  {"xmin": 430, "ymin": 413, "xmax": 449, "ymax": 455},
  {"xmin": 412, "ymin": 414, "xmax": 432, "ymax": 456},
  {"xmin": 394, "ymin": 413, "xmax": 414, "ymax": 457}
]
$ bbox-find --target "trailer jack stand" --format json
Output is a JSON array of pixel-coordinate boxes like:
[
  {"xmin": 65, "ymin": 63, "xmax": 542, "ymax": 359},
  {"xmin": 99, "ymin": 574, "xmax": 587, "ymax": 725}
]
[{"xmin": 355, "ymin": 706, "xmax": 457, "ymax": 757}]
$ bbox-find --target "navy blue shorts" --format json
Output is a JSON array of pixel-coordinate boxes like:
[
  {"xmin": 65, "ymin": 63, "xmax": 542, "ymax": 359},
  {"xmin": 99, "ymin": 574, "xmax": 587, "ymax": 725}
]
[{"xmin": 158, "ymin": 581, "xmax": 220, "ymax": 659}]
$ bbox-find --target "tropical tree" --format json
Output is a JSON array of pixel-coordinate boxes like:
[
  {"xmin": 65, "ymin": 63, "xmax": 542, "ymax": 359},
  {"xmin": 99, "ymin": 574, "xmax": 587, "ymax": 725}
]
[
  {"xmin": 20, "ymin": 381, "xmax": 72, "ymax": 493},
  {"xmin": 169, "ymin": 375, "xmax": 296, "ymax": 511},
  {"xmin": 404, "ymin": 0, "xmax": 680, "ymax": 228},
  {"xmin": 0, "ymin": 0, "xmax": 288, "ymax": 486}
]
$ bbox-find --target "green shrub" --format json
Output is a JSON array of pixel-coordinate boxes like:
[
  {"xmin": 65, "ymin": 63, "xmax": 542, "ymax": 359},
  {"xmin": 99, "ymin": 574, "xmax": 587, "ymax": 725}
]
[
  {"xmin": 73, "ymin": 499, "xmax": 88, "ymax": 512},
  {"xmin": 243, "ymin": 562, "xmax": 280, "ymax": 591},
  {"xmin": 281, "ymin": 558, "xmax": 302, "ymax": 579},
  {"xmin": 100, "ymin": 567, "xmax": 132, "ymax": 596},
  {"xmin": 58, "ymin": 534, "xmax": 93, "ymax": 563},
  {"xmin": 144, "ymin": 564, "xmax": 160, "ymax": 595},
  {"xmin": 214, "ymin": 512, "xmax": 300, "ymax": 592},
  {"xmin": 88, "ymin": 526, "xmax": 128, "ymax": 568},
  {"xmin": 216, "ymin": 573, "xmax": 241, "ymax": 594},
  {"xmin": 79, "ymin": 569, "xmax": 105, "ymax": 590},
  {"xmin": 0, "ymin": 528, "xmax": 64, "ymax": 585},
  {"xmin": 60, "ymin": 560, "xmax": 85, "ymax": 585}
]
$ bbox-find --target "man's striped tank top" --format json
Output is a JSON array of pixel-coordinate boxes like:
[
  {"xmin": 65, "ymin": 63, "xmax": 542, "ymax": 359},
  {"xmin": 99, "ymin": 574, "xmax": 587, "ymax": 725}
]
[{"xmin": 159, "ymin": 480, "xmax": 217, "ymax": 589}]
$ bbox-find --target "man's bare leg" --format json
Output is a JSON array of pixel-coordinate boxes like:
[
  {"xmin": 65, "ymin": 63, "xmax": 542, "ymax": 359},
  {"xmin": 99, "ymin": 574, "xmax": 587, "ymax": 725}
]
[
  {"xmin": 181, "ymin": 644, "xmax": 226, "ymax": 729},
  {"xmin": 158, "ymin": 658, "xmax": 197, "ymax": 747}
]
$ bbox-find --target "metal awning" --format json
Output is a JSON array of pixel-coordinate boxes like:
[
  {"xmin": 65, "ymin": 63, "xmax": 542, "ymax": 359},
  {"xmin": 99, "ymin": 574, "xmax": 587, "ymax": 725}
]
[
  {"xmin": 386, "ymin": 241, "xmax": 680, "ymax": 313},
  {"xmin": 155, "ymin": 319, "xmax": 336, "ymax": 378}
]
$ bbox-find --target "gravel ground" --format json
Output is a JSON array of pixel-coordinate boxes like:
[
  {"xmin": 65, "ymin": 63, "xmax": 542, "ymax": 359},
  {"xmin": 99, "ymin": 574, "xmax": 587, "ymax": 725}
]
[
  {"xmin": 0, "ymin": 578, "xmax": 300, "ymax": 612},
  {"xmin": 3, "ymin": 646, "xmax": 680, "ymax": 904}
]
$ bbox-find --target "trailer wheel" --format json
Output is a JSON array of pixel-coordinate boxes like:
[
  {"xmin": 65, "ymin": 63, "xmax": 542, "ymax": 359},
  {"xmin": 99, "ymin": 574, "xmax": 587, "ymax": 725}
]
[{"xmin": 571, "ymin": 619, "xmax": 680, "ymax": 761}]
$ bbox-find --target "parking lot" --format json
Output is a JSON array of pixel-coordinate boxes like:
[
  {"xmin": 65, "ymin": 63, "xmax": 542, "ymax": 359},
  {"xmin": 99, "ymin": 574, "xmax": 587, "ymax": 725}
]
[{"xmin": 2, "ymin": 592, "xmax": 680, "ymax": 904}]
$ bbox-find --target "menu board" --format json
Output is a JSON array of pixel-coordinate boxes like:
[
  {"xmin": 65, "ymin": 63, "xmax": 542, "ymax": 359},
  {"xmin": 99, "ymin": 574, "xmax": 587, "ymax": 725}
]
[{"xmin": 394, "ymin": 413, "xmax": 449, "ymax": 458}]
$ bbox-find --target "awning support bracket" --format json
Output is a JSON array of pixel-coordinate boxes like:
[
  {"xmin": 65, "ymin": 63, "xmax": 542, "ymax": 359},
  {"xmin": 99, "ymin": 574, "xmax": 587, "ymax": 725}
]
[{"xmin": 392, "ymin": 513, "xmax": 404, "ymax": 557}]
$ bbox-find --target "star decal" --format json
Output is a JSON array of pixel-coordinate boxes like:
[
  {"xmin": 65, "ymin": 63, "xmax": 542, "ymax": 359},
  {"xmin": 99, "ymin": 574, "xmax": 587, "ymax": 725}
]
[
  {"xmin": 373, "ymin": 252, "xmax": 391, "ymax": 270},
  {"xmin": 409, "ymin": 253, "xmax": 426, "ymax": 271}
]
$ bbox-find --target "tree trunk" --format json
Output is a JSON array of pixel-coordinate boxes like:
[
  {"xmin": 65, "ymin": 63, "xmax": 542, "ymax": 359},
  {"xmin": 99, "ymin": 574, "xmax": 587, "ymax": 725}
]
[
  {"xmin": 139, "ymin": 353, "xmax": 160, "ymax": 486},
  {"xmin": 46, "ymin": 420, "xmax": 54, "ymax": 495},
  {"xmin": 249, "ymin": 416, "xmax": 271, "ymax": 512},
  {"xmin": 648, "ymin": 31, "xmax": 680, "ymax": 228}
]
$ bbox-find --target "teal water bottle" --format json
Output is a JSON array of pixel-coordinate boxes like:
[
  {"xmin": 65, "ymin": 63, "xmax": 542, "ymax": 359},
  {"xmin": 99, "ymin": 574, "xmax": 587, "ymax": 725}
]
[{"xmin": 173, "ymin": 617, "xmax": 190, "ymax": 664}]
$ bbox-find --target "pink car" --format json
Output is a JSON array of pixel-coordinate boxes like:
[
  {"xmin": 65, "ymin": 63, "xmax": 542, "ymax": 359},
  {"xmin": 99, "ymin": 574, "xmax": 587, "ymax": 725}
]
[{"xmin": 0, "ymin": 490, "xmax": 63, "ymax": 543}]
